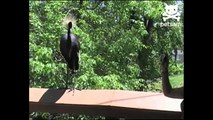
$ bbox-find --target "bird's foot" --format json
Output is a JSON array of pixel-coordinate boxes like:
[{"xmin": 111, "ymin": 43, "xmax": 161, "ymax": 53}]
[
  {"xmin": 67, "ymin": 86, "xmax": 81, "ymax": 92},
  {"xmin": 68, "ymin": 86, "xmax": 75, "ymax": 92}
]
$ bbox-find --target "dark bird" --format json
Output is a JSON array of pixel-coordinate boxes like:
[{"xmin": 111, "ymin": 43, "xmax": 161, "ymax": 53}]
[
  {"xmin": 160, "ymin": 53, "xmax": 184, "ymax": 118},
  {"xmin": 60, "ymin": 15, "xmax": 80, "ymax": 89}
]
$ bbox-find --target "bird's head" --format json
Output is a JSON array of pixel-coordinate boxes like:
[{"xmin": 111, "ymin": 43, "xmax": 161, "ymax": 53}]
[
  {"xmin": 63, "ymin": 13, "xmax": 76, "ymax": 30},
  {"xmin": 68, "ymin": 22, "xmax": 72, "ymax": 30}
]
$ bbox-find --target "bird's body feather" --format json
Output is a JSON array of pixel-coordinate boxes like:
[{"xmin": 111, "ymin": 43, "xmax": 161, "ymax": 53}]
[{"xmin": 60, "ymin": 33, "xmax": 80, "ymax": 73}]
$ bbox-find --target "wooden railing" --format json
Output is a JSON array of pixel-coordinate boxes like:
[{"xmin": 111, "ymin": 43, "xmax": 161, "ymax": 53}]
[{"xmin": 29, "ymin": 88, "xmax": 183, "ymax": 119}]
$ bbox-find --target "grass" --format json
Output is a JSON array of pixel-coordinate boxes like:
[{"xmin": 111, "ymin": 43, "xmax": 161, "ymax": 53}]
[
  {"xmin": 169, "ymin": 73, "xmax": 184, "ymax": 88},
  {"xmin": 150, "ymin": 73, "xmax": 184, "ymax": 92}
]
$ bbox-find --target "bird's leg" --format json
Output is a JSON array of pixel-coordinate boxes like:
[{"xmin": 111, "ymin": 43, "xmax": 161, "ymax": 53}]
[
  {"xmin": 66, "ymin": 64, "xmax": 69, "ymax": 89},
  {"xmin": 58, "ymin": 65, "xmax": 69, "ymax": 90},
  {"xmin": 67, "ymin": 70, "xmax": 75, "ymax": 92},
  {"xmin": 69, "ymin": 61, "xmax": 77, "ymax": 92},
  {"xmin": 72, "ymin": 70, "xmax": 81, "ymax": 91},
  {"xmin": 69, "ymin": 71, "xmax": 81, "ymax": 94},
  {"xmin": 72, "ymin": 72, "xmax": 76, "ymax": 95}
]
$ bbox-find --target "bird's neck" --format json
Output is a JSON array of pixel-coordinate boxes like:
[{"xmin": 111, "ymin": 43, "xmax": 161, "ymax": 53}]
[
  {"xmin": 67, "ymin": 28, "xmax": 72, "ymax": 46},
  {"xmin": 161, "ymin": 63, "xmax": 172, "ymax": 94}
]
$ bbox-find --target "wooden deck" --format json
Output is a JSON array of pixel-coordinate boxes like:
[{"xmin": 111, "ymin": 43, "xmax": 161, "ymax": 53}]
[{"xmin": 29, "ymin": 88, "xmax": 183, "ymax": 119}]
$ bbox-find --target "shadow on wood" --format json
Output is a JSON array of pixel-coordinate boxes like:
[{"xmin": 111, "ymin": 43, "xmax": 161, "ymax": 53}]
[{"xmin": 39, "ymin": 88, "xmax": 66, "ymax": 103}]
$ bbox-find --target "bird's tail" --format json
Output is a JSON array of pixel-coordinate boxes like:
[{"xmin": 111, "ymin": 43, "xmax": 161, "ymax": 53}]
[{"xmin": 62, "ymin": 13, "xmax": 77, "ymax": 29}]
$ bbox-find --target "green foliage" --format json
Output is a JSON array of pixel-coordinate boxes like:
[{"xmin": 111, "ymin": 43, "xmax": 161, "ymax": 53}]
[
  {"xmin": 29, "ymin": 1, "xmax": 184, "ymax": 119},
  {"xmin": 169, "ymin": 62, "xmax": 184, "ymax": 75},
  {"xmin": 30, "ymin": 112, "xmax": 105, "ymax": 120},
  {"xmin": 152, "ymin": 73, "xmax": 184, "ymax": 92},
  {"xmin": 170, "ymin": 73, "xmax": 184, "ymax": 88}
]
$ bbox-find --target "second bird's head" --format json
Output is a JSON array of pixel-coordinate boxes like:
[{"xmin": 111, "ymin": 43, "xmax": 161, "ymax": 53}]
[{"xmin": 68, "ymin": 22, "xmax": 72, "ymax": 30}]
